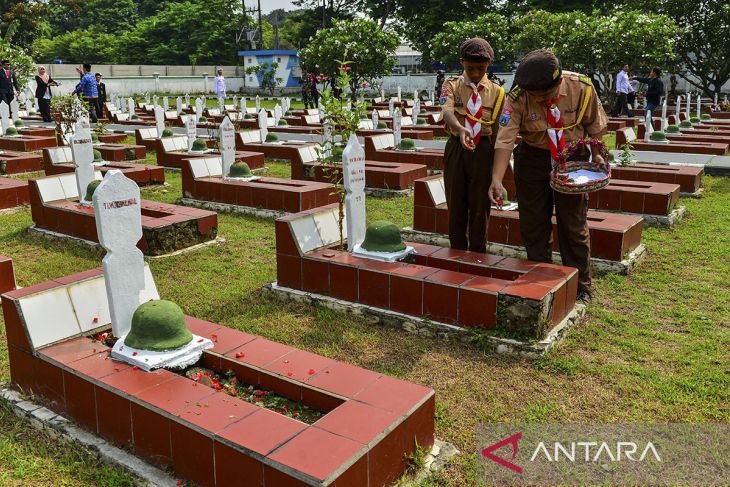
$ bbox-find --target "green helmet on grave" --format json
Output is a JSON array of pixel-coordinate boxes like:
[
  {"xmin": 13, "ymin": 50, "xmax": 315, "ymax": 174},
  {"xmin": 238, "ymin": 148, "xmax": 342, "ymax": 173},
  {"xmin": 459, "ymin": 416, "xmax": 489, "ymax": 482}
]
[
  {"xmin": 666, "ymin": 125, "xmax": 679, "ymax": 133},
  {"xmin": 93, "ymin": 149, "xmax": 103, "ymax": 162},
  {"xmin": 4, "ymin": 127, "xmax": 18, "ymax": 136},
  {"xmin": 416, "ymin": 118, "xmax": 427, "ymax": 125},
  {"xmin": 376, "ymin": 122, "xmax": 387, "ymax": 129},
  {"xmin": 229, "ymin": 162, "xmax": 252, "ymax": 178},
  {"xmin": 361, "ymin": 221, "xmax": 406, "ymax": 253},
  {"xmin": 192, "ymin": 139, "xmax": 207, "ymax": 151},
  {"xmin": 199, "ymin": 115, "xmax": 208, "ymax": 122},
  {"xmin": 278, "ymin": 119, "xmax": 288, "ymax": 126},
  {"xmin": 679, "ymin": 120, "xmax": 693, "ymax": 128},
  {"xmin": 243, "ymin": 113, "xmax": 253, "ymax": 119},
  {"xmin": 701, "ymin": 114, "xmax": 711, "ymax": 120},
  {"xmin": 162, "ymin": 128, "xmax": 173, "ymax": 137},
  {"xmin": 84, "ymin": 180, "xmax": 101, "ymax": 201},
  {"xmin": 125, "ymin": 300, "xmax": 193, "ymax": 352},
  {"xmin": 399, "ymin": 138, "xmax": 415, "ymax": 150},
  {"xmin": 91, "ymin": 133, "xmax": 100, "ymax": 143},
  {"xmin": 131, "ymin": 114, "xmax": 140, "ymax": 120},
  {"xmin": 689, "ymin": 116, "xmax": 700, "ymax": 123},
  {"xmin": 649, "ymin": 131, "xmax": 667, "ymax": 141},
  {"xmin": 265, "ymin": 133, "xmax": 279, "ymax": 142},
  {"xmin": 14, "ymin": 119, "xmax": 24, "ymax": 127}
]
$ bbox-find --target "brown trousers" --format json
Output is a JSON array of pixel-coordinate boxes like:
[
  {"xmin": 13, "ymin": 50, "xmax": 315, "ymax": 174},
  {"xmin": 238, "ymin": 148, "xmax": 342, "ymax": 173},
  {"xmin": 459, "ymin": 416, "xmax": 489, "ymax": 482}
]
[
  {"xmin": 444, "ymin": 135, "xmax": 493, "ymax": 253},
  {"xmin": 514, "ymin": 143, "xmax": 592, "ymax": 293}
]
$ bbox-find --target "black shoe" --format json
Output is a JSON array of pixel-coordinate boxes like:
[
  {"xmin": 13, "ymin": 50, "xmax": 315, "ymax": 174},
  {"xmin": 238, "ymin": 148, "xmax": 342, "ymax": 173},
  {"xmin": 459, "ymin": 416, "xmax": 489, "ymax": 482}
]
[{"xmin": 577, "ymin": 291, "xmax": 592, "ymax": 304}]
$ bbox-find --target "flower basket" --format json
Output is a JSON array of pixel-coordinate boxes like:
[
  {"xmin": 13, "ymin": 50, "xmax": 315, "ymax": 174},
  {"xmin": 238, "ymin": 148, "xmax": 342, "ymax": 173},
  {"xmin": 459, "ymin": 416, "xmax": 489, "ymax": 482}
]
[{"xmin": 549, "ymin": 137, "xmax": 611, "ymax": 194}]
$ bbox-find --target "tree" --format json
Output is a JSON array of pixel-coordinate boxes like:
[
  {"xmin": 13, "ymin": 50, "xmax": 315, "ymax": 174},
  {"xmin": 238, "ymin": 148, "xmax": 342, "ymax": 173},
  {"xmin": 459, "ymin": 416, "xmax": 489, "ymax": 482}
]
[
  {"xmin": 245, "ymin": 62, "xmax": 283, "ymax": 95},
  {"xmin": 0, "ymin": 0, "xmax": 49, "ymax": 50},
  {"xmin": 427, "ymin": 13, "xmax": 511, "ymax": 69},
  {"xmin": 513, "ymin": 10, "xmax": 677, "ymax": 100},
  {"xmin": 630, "ymin": 0, "xmax": 730, "ymax": 98},
  {"xmin": 34, "ymin": 28, "xmax": 119, "ymax": 64},
  {"xmin": 279, "ymin": 7, "xmax": 354, "ymax": 51},
  {"xmin": 116, "ymin": 0, "xmax": 244, "ymax": 64},
  {"xmin": 0, "ymin": 25, "xmax": 35, "ymax": 88},
  {"xmin": 299, "ymin": 18, "xmax": 399, "ymax": 98}
]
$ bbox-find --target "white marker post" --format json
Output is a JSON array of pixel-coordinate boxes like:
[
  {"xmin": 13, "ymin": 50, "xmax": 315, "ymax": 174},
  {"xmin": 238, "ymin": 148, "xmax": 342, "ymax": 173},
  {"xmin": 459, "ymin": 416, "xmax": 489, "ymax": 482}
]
[
  {"xmin": 393, "ymin": 110, "xmax": 402, "ymax": 148},
  {"xmin": 274, "ymin": 104, "xmax": 282, "ymax": 125},
  {"xmin": 71, "ymin": 118, "xmax": 96, "ymax": 200},
  {"xmin": 219, "ymin": 116, "xmax": 236, "ymax": 178},
  {"xmin": 372, "ymin": 108, "xmax": 379, "ymax": 129},
  {"xmin": 163, "ymin": 96, "xmax": 169, "ymax": 111},
  {"xmin": 661, "ymin": 100, "xmax": 668, "ymax": 131},
  {"xmin": 9, "ymin": 99, "xmax": 19, "ymax": 122},
  {"xmin": 185, "ymin": 116, "xmax": 197, "ymax": 151},
  {"xmin": 258, "ymin": 108, "xmax": 269, "ymax": 142},
  {"xmin": 154, "ymin": 106, "xmax": 165, "ymax": 138},
  {"xmin": 127, "ymin": 98, "xmax": 136, "ymax": 117},
  {"xmin": 240, "ymin": 97, "xmax": 247, "ymax": 112},
  {"xmin": 0, "ymin": 101, "xmax": 9, "ymax": 135},
  {"xmin": 176, "ymin": 97, "xmax": 182, "ymax": 116},
  {"xmin": 255, "ymin": 95, "xmax": 261, "ymax": 111},
  {"xmin": 644, "ymin": 111, "xmax": 652, "ymax": 142},
  {"xmin": 342, "ymin": 134, "xmax": 366, "ymax": 251},
  {"xmin": 93, "ymin": 170, "xmax": 146, "ymax": 338}
]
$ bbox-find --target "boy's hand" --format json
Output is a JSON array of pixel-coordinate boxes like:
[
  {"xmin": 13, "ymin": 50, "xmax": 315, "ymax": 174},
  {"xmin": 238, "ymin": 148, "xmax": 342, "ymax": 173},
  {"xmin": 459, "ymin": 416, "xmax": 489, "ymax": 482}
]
[
  {"xmin": 488, "ymin": 179, "xmax": 505, "ymax": 205},
  {"xmin": 460, "ymin": 126, "xmax": 475, "ymax": 151}
]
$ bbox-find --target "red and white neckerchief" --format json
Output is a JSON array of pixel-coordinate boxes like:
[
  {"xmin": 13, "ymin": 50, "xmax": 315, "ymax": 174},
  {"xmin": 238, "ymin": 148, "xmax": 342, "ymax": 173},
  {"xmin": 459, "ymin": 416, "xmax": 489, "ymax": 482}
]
[
  {"xmin": 465, "ymin": 79, "xmax": 484, "ymax": 146},
  {"xmin": 545, "ymin": 95, "xmax": 565, "ymax": 165}
]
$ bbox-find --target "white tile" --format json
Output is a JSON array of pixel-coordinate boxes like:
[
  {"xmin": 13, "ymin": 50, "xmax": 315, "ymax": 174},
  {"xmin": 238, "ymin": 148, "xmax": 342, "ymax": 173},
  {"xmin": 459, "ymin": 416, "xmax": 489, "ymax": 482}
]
[
  {"xmin": 402, "ymin": 116, "xmax": 414, "ymax": 127},
  {"xmin": 161, "ymin": 138, "xmax": 176, "ymax": 152},
  {"xmin": 290, "ymin": 215, "xmax": 324, "ymax": 254},
  {"xmin": 47, "ymin": 147, "xmax": 72, "ymax": 164},
  {"xmin": 35, "ymin": 177, "xmax": 66, "ymax": 203},
  {"xmin": 139, "ymin": 128, "xmax": 156, "ymax": 140},
  {"xmin": 18, "ymin": 287, "xmax": 81, "ymax": 348},
  {"xmin": 68, "ymin": 276, "xmax": 111, "ymax": 332},
  {"xmin": 624, "ymin": 128, "xmax": 637, "ymax": 142},
  {"xmin": 204, "ymin": 157, "xmax": 222, "ymax": 177},
  {"xmin": 59, "ymin": 174, "xmax": 79, "ymax": 200},
  {"xmin": 427, "ymin": 178, "xmax": 446, "ymax": 205},
  {"xmin": 313, "ymin": 209, "xmax": 341, "ymax": 246},
  {"xmin": 189, "ymin": 159, "xmax": 209, "ymax": 179}
]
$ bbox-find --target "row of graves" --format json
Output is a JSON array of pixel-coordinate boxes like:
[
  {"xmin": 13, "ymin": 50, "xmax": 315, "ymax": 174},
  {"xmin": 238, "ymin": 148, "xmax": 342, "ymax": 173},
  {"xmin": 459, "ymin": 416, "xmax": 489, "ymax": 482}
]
[{"xmin": 1, "ymin": 87, "xmax": 728, "ymax": 485}]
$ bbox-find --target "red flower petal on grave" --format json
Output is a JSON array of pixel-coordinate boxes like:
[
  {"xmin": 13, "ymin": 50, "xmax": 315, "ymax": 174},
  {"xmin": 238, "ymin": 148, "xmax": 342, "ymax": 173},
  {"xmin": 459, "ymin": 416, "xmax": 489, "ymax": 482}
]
[
  {"xmin": 192, "ymin": 383, "xmax": 197, "ymax": 387},
  {"xmin": 308, "ymin": 369, "xmax": 315, "ymax": 375},
  {"xmin": 92, "ymin": 349, "xmax": 97, "ymax": 353},
  {"xmin": 92, "ymin": 316, "xmax": 99, "ymax": 323},
  {"xmin": 254, "ymin": 397, "xmax": 261, "ymax": 402},
  {"xmin": 287, "ymin": 372, "xmax": 293, "ymax": 377},
  {"xmin": 197, "ymin": 338, "xmax": 204, "ymax": 343},
  {"xmin": 230, "ymin": 389, "xmax": 238, "ymax": 396},
  {"xmin": 254, "ymin": 390, "xmax": 264, "ymax": 397},
  {"xmin": 177, "ymin": 480, "xmax": 183, "ymax": 486},
  {"xmin": 235, "ymin": 352, "xmax": 245, "ymax": 359},
  {"xmin": 132, "ymin": 352, "xmax": 138, "ymax": 356},
  {"xmin": 204, "ymin": 372, "xmax": 211, "ymax": 376},
  {"xmin": 211, "ymin": 334, "xmax": 218, "ymax": 342},
  {"xmin": 132, "ymin": 366, "xmax": 140, "ymax": 370}
]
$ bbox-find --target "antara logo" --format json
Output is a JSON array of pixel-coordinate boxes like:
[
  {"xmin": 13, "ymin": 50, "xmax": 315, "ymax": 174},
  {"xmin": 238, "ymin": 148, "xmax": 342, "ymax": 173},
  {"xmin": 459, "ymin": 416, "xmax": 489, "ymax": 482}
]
[{"xmin": 481, "ymin": 433, "xmax": 662, "ymax": 473}]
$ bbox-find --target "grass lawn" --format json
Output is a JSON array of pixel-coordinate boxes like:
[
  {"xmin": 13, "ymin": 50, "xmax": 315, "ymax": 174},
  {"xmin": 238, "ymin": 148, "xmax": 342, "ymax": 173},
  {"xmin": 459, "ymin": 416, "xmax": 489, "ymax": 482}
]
[{"xmin": 0, "ymin": 151, "xmax": 727, "ymax": 485}]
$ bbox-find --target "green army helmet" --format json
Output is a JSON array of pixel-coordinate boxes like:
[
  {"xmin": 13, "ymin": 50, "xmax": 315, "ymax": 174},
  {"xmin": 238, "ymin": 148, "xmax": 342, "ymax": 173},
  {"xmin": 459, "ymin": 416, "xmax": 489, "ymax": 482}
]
[
  {"xmin": 93, "ymin": 149, "xmax": 103, "ymax": 162},
  {"xmin": 125, "ymin": 300, "xmax": 193, "ymax": 351},
  {"xmin": 360, "ymin": 220, "xmax": 406, "ymax": 253},
  {"xmin": 229, "ymin": 162, "xmax": 252, "ymax": 178},
  {"xmin": 192, "ymin": 139, "xmax": 207, "ymax": 151},
  {"xmin": 84, "ymin": 180, "xmax": 101, "ymax": 201}
]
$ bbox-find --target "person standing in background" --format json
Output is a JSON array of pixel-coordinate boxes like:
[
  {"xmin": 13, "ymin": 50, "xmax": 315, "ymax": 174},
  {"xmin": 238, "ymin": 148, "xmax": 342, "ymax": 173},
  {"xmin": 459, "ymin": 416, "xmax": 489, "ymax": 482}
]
[
  {"xmin": 35, "ymin": 66, "xmax": 60, "ymax": 123},
  {"xmin": 301, "ymin": 68, "xmax": 311, "ymax": 109},
  {"xmin": 627, "ymin": 72, "xmax": 639, "ymax": 108},
  {"xmin": 611, "ymin": 63, "xmax": 631, "ymax": 117},
  {"xmin": 310, "ymin": 73, "xmax": 320, "ymax": 107},
  {"xmin": 73, "ymin": 63, "xmax": 98, "ymax": 122},
  {"xmin": 95, "ymin": 73, "xmax": 107, "ymax": 120},
  {"xmin": 632, "ymin": 67, "xmax": 664, "ymax": 116},
  {"xmin": 0, "ymin": 60, "xmax": 20, "ymax": 118},
  {"xmin": 214, "ymin": 69, "xmax": 226, "ymax": 105}
]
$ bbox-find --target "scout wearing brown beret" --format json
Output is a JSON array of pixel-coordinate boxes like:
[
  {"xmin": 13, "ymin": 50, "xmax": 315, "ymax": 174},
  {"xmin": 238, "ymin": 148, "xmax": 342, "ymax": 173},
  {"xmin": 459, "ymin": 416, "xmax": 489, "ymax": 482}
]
[
  {"xmin": 440, "ymin": 38, "xmax": 505, "ymax": 252},
  {"xmin": 488, "ymin": 49, "xmax": 608, "ymax": 302}
]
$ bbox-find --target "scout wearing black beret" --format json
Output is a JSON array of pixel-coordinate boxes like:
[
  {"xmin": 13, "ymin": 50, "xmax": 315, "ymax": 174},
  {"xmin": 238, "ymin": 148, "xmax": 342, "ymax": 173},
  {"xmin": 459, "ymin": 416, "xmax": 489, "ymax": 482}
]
[
  {"xmin": 513, "ymin": 49, "xmax": 562, "ymax": 91},
  {"xmin": 460, "ymin": 38, "xmax": 494, "ymax": 63}
]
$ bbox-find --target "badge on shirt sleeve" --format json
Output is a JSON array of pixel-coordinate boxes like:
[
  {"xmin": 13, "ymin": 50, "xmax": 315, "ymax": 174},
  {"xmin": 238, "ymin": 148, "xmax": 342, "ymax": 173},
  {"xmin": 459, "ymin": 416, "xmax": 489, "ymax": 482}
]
[
  {"xmin": 498, "ymin": 106, "xmax": 512, "ymax": 127},
  {"xmin": 439, "ymin": 85, "xmax": 449, "ymax": 105}
]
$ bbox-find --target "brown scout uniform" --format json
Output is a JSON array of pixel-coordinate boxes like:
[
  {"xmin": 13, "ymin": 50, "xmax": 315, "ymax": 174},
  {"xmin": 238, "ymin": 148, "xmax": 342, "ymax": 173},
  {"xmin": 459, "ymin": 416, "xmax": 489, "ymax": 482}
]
[
  {"xmin": 441, "ymin": 74, "xmax": 504, "ymax": 252},
  {"xmin": 495, "ymin": 71, "xmax": 608, "ymax": 292}
]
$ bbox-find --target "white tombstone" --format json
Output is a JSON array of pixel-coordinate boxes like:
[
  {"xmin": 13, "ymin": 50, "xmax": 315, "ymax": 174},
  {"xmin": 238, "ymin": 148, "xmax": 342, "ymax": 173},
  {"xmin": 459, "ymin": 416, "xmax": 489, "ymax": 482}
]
[
  {"xmin": 685, "ymin": 92, "xmax": 690, "ymax": 119},
  {"xmin": 72, "ymin": 118, "xmax": 96, "ymax": 201},
  {"xmin": 371, "ymin": 108, "xmax": 379, "ymax": 129},
  {"xmin": 397, "ymin": 86, "xmax": 401, "ymax": 102},
  {"xmin": 93, "ymin": 170, "xmax": 146, "ymax": 338},
  {"xmin": 388, "ymin": 99, "xmax": 395, "ymax": 117},
  {"xmin": 116, "ymin": 97, "xmax": 123, "ymax": 111},
  {"xmin": 153, "ymin": 95, "xmax": 158, "ymax": 108},
  {"xmin": 258, "ymin": 108, "xmax": 268, "ymax": 141},
  {"xmin": 127, "ymin": 98, "xmax": 135, "ymax": 117},
  {"xmin": 240, "ymin": 97, "xmax": 247, "ymax": 112},
  {"xmin": 413, "ymin": 90, "xmax": 418, "ymax": 102},
  {"xmin": 429, "ymin": 90, "xmax": 435, "ymax": 104},
  {"xmin": 322, "ymin": 122, "xmax": 333, "ymax": 159},
  {"xmin": 342, "ymin": 134, "xmax": 366, "ymax": 252},
  {"xmin": 274, "ymin": 104, "xmax": 283, "ymax": 125},
  {"xmin": 232, "ymin": 95, "xmax": 238, "ymax": 107},
  {"xmin": 714, "ymin": 93, "xmax": 718, "ymax": 106},
  {"xmin": 0, "ymin": 101, "xmax": 9, "ymax": 135},
  {"xmin": 393, "ymin": 110, "xmax": 402, "ymax": 147},
  {"xmin": 643, "ymin": 111, "xmax": 653, "ymax": 142},
  {"xmin": 10, "ymin": 99, "xmax": 19, "ymax": 122},
  {"xmin": 185, "ymin": 94, "xmax": 190, "ymax": 106},
  {"xmin": 660, "ymin": 100, "xmax": 668, "ymax": 131},
  {"xmin": 185, "ymin": 116, "xmax": 197, "ymax": 151},
  {"xmin": 255, "ymin": 95, "xmax": 261, "ymax": 111},
  {"xmin": 380, "ymin": 88, "xmax": 385, "ymax": 101},
  {"xmin": 163, "ymin": 96, "xmax": 169, "ymax": 111},
  {"xmin": 145, "ymin": 93, "xmax": 151, "ymax": 105},
  {"xmin": 176, "ymin": 96, "xmax": 182, "ymax": 116},
  {"xmin": 218, "ymin": 96, "xmax": 224, "ymax": 111},
  {"xmin": 219, "ymin": 116, "xmax": 236, "ymax": 178},
  {"xmin": 154, "ymin": 106, "xmax": 165, "ymax": 138},
  {"xmin": 675, "ymin": 96, "xmax": 682, "ymax": 123},
  {"xmin": 195, "ymin": 98, "xmax": 204, "ymax": 120},
  {"xmin": 413, "ymin": 99, "xmax": 421, "ymax": 122},
  {"xmin": 696, "ymin": 94, "xmax": 701, "ymax": 119}
]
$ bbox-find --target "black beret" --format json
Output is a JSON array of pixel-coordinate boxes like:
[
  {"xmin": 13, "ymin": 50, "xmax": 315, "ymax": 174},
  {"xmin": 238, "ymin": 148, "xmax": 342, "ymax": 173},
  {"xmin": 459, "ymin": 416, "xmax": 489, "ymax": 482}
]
[
  {"xmin": 0, "ymin": 60, "xmax": 9, "ymax": 64},
  {"xmin": 514, "ymin": 49, "xmax": 562, "ymax": 91},
  {"xmin": 460, "ymin": 38, "xmax": 494, "ymax": 63}
]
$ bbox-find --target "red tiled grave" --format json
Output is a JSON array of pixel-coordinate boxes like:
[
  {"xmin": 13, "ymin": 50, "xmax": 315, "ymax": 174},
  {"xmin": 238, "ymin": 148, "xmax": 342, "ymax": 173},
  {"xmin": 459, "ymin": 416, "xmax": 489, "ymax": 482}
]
[
  {"xmin": 364, "ymin": 134, "xmax": 445, "ymax": 171},
  {"xmin": 616, "ymin": 129, "xmax": 728, "ymax": 155},
  {"xmin": 42, "ymin": 147, "xmax": 164, "ymax": 185},
  {"xmin": 0, "ymin": 177, "xmax": 29, "ymax": 210},
  {"xmin": 413, "ymin": 175, "xmax": 644, "ymax": 261},
  {"xmin": 182, "ymin": 156, "xmax": 338, "ymax": 213},
  {"xmin": 155, "ymin": 136, "xmax": 265, "ymax": 171},
  {"xmin": 0, "ymin": 135, "xmax": 57, "ymax": 152},
  {"xmin": 0, "ymin": 150, "xmax": 43, "ymax": 174},
  {"xmin": 2, "ymin": 269, "xmax": 436, "ymax": 486},
  {"xmin": 94, "ymin": 143, "xmax": 147, "ymax": 162},
  {"xmin": 611, "ymin": 164, "xmax": 703, "ymax": 194},
  {"xmin": 29, "ymin": 173, "xmax": 217, "ymax": 256}
]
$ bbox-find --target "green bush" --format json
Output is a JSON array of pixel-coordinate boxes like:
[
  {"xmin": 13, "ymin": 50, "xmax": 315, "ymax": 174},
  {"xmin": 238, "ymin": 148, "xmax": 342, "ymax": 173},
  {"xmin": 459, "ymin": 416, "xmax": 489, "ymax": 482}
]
[
  {"xmin": 244, "ymin": 113, "xmax": 253, "ymax": 119},
  {"xmin": 93, "ymin": 149, "xmax": 103, "ymax": 162}
]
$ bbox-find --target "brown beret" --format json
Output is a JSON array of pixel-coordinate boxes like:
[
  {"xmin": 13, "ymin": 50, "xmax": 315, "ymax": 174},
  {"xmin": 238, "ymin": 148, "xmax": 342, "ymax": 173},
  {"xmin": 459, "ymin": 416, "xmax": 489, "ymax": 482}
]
[
  {"xmin": 514, "ymin": 49, "xmax": 562, "ymax": 91},
  {"xmin": 460, "ymin": 38, "xmax": 494, "ymax": 63}
]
